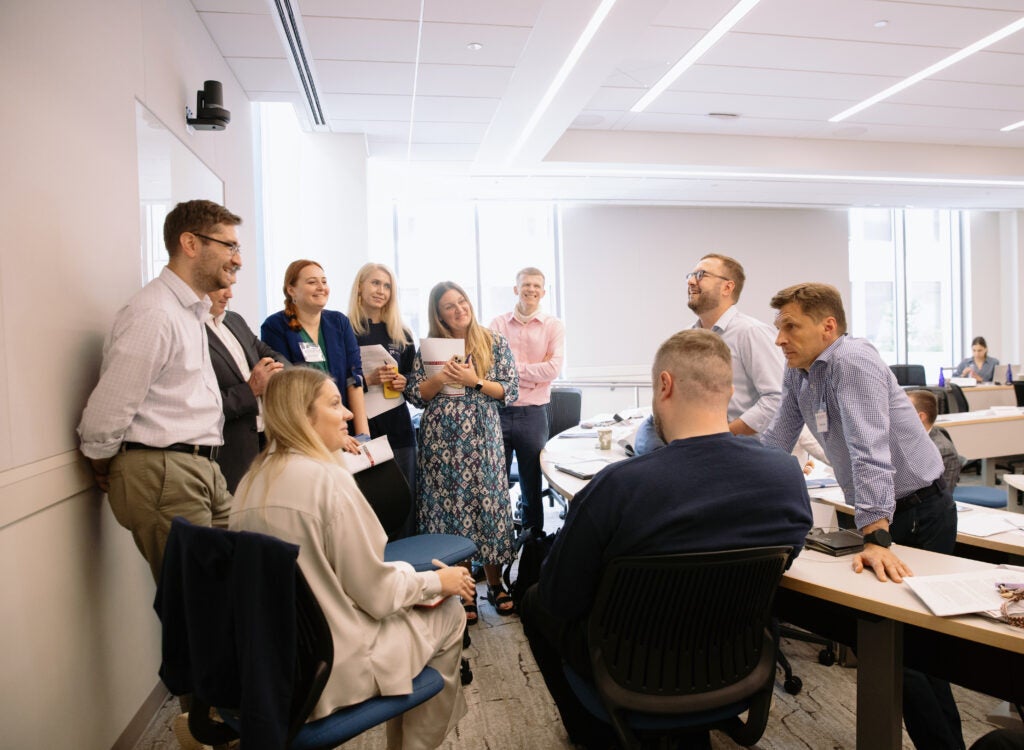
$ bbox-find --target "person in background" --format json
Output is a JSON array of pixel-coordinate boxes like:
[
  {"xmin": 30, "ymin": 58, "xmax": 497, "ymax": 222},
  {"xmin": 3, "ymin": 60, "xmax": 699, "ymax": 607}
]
[
  {"xmin": 633, "ymin": 253, "xmax": 783, "ymax": 454},
  {"xmin": 230, "ymin": 368, "xmax": 473, "ymax": 750},
  {"xmin": 348, "ymin": 263, "xmax": 418, "ymax": 532},
  {"xmin": 77, "ymin": 199, "xmax": 241, "ymax": 582},
  {"xmin": 206, "ymin": 285, "xmax": 288, "ymax": 493},
  {"xmin": 490, "ymin": 267, "xmax": 565, "ymax": 535},
  {"xmin": 760, "ymin": 282, "xmax": 963, "ymax": 750},
  {"xmin": 521, "ymin": 329, "xmax": 812, "ymax": 749},
  {"xmin": 406, "ymin": 281, "xmax": 519, "ymax": 624},
  {"xmin": 261, "ymin": 259, "xmax": 368, "ymax": 453},
  {"xmin": 954, "ymin": 336, "xmax": 999, "ymax": 382},
  {"xmin": 908, "ymin": 389, "xmax": 961, "ymax": 492}
]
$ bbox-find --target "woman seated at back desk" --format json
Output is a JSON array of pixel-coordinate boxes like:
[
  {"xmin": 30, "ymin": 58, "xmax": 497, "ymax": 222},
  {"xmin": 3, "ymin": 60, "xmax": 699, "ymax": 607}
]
[{"xmin": 954, "ymin": 336, "xmax": 999, "ymax": 382}]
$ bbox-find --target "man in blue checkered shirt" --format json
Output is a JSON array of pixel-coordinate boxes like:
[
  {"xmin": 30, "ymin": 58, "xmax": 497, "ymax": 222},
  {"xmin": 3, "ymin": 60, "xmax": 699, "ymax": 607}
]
[{"xmin": 760, "ymin": 282, "xmax": 963, "ymax": 750}]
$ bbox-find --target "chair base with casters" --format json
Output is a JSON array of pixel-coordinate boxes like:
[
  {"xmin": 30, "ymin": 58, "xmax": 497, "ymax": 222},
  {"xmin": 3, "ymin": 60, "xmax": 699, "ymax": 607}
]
[
  {"xmin": 563, "ymin": 546, "xmax": 792, "ymax": 750},
  {"xmin": 953, "ymin": 485, "xmax": 1007, "ymax": 509},
  {"xmin": 775, "ymin": 625, "xmax": 836, "ymax": 695}
]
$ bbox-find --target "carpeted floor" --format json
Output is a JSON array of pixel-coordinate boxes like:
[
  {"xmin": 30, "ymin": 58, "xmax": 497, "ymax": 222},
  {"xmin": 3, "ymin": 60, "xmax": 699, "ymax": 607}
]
[{"xmin": 134, "ymin": 488, "xmax": 1019, "ymax": 750}]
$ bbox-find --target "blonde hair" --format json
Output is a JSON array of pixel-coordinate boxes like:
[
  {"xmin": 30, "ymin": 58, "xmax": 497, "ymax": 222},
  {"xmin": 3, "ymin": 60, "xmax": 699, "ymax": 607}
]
[
  {"xmin": 427, "ymin": 281, "xmax": 493, "ymax": 379},
  {"xmin": 347, "ymin": 263, "xmax": 412, "ymax": 349},
  {"xmin": 653, "ymin": 329, "xmax": 733, "ymax": 404},
  {"xmin": 235, "ymin": 368, "xmax": 342, "ymax": 506}
]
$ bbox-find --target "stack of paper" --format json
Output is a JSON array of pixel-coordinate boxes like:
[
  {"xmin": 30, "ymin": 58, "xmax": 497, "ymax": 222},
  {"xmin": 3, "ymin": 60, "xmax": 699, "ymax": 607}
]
[
  {"xmin": 904, "ymin": 568, "xmax": 1024, "ymax": 617},
  {"xmin": 340, "ymin": 435, "xmax": 394, "ymax": 474}
]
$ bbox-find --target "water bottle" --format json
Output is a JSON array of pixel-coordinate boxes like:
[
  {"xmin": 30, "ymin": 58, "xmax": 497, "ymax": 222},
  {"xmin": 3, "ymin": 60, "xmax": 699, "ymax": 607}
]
[
  {"xmin": 1008, "ymin": 364, "xmax": 1014, "ymax": 384},
  {"xmin": 938, "ymin": 368, "xmax": 945, "ymax": 387}
]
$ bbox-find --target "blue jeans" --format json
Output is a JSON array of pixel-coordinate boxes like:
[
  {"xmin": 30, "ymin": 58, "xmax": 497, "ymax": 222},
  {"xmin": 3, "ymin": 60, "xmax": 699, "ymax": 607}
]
[{"xmin": 499, "ymin": 404, "xmax": 549, "ymax": 533}]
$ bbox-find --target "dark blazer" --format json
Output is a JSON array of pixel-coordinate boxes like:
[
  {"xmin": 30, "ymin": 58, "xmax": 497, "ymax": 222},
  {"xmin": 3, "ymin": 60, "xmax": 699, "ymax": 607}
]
[
  {"xmin": 208, "ymin": 311, "xmax": 290, "ymax": 492},
  {"xmin": 260, "ymin": 309, "xmax": 364, "ymax": 397}
]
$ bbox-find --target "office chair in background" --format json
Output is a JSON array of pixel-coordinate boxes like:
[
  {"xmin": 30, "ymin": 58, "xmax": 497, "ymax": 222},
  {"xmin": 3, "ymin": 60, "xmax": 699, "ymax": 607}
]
[
  {"xmin": 156, "ymin": 518, "xmax": 445, "ymax": 750},
  {"xmin": 561, "ymin": 546, "xmax": 792, "ymax": 750},
  {"xmin": 889, "ymin": 364, "xmax": 927, "ymax": 387}
]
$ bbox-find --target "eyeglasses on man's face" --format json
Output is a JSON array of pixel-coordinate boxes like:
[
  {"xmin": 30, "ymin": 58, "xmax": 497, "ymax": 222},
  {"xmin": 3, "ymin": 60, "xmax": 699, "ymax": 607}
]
[
  {"xmin": 193, "ymin": 232, "xmax": 241, "ymax": 256},
  {"xmin": 685, "ymin": 269, "xmax": 730, "ymax": 283}
]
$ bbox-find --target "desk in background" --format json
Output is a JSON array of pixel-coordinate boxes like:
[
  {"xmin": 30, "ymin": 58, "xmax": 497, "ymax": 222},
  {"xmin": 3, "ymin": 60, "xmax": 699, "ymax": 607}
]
[
  {"xmin": 936, "ymin": 408, "xmax": 1024, "ymax": 485},
  {"xmin": 959, "ymin": 384, "xmax": 1017, "ymax": 412}
]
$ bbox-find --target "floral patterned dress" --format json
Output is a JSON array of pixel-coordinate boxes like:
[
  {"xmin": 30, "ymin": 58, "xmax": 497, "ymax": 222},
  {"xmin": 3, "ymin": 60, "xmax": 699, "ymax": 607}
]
[{"xmin": 406, "ymin": 332, "xmax": 519, "ymax": 565}]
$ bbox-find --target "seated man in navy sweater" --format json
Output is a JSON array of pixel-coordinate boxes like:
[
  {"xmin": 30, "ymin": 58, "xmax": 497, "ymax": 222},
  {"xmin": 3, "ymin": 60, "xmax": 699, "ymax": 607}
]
[{"xmin": 520, "ymin": 328, "xmax": 813, "ymax": 749}]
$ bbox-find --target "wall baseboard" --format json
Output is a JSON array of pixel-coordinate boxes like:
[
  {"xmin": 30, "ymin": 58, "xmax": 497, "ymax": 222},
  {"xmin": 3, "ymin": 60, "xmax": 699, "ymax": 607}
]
[{"xmin": 111, "ymin": 681, "xmax": 169, "ymax": 750}]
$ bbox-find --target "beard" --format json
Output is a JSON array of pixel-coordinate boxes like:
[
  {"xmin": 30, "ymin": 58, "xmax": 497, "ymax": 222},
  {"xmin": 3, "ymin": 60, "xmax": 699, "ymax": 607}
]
[{"xmin": 687, "ymin": 289, "xmax": 715, "ymax": 315}]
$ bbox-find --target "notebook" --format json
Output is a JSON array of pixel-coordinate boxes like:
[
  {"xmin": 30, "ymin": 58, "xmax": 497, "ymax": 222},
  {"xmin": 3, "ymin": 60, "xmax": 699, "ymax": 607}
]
[{"xmin": 804, "ymin": 528, "xmax": 864, "ymax": 557}]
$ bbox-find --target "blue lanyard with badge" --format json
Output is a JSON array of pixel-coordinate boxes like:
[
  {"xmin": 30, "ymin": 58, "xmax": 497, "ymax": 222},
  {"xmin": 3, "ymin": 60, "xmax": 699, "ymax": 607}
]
[{"xmin": 299, "ymin": 340, "xmax": 326, "ymax": 363}]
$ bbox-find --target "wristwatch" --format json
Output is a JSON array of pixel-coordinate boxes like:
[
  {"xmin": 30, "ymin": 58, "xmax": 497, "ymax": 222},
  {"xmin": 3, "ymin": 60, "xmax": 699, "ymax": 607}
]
[
  {"xmin": 863, "ymin": 529, "xmax": 892, "ymax": 548},
  {"xmin": 474, "ymin": 380, "xmax": 484, "ymax": 391}
]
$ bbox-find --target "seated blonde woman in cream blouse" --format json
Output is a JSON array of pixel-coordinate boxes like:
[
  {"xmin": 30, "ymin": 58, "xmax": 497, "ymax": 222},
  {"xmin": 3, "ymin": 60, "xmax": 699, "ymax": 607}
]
[{"xmin": 230, "ymin": 367, "xmax": 475, "ymax": 750}]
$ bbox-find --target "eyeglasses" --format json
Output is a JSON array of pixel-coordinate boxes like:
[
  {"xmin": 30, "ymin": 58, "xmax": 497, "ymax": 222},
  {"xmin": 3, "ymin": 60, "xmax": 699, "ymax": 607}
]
[
  {"xmin": 193, "ymin": 232, "xmax": 241, "ymax": 256},
  {"xmin": 685, "ymin": 270, "xmax": 731, "ymax": 283}
]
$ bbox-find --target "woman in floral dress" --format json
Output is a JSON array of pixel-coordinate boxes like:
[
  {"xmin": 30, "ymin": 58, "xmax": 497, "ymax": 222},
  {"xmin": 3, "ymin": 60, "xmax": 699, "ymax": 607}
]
[{"xmin": 406, "ymin": 281, "xmax": 519, "ymax": 622}]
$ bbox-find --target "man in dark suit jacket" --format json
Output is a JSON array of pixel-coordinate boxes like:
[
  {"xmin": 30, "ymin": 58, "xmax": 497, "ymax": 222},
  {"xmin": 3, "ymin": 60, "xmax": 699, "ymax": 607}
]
[{"xmin": 207, "ymin": 287, "xmax": 289, "ymax": 491}]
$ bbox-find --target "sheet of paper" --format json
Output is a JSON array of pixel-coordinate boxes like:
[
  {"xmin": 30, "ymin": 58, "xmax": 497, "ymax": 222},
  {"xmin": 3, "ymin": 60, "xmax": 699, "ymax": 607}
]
[
  {"xmin": 360, "ymin": 344, "xmax": 403, "ymax": 419},
  {"xmin": 956, "ymin": 514, "xmax": 1017, "ymax": 538},
  {"xmin": 903, "ymin": 569, "xmax": 1024, "ymax": 617},
  {"xmin": 420, "ymin": 338, "xmax": 465, "ymax": 396},
  {"xmin": 339, "ymin": 435, "xmax": 394, "ymax": 474}
]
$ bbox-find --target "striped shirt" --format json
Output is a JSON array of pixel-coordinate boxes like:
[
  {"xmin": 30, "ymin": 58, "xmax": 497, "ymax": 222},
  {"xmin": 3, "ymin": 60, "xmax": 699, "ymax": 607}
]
[
  {"xmin": 78, "ymin": 267, "xmax": 224, "ymax": 459},
  {"xmin": 760, "ymin": 334, "xmax": 943, "ymax": 529}
]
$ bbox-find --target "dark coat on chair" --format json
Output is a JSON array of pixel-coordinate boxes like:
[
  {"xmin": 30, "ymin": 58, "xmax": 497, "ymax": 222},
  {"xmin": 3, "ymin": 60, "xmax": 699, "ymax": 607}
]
[{"xmin": 208, "ymin": 311, "xmax": 290, "ymax": 492}]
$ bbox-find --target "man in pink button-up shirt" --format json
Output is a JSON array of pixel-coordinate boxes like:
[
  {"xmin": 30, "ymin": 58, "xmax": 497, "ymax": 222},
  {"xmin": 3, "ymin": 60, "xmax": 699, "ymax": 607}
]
[{"xmin": 490, "ymin": 267, "xmax": 565, "ymax": 534}]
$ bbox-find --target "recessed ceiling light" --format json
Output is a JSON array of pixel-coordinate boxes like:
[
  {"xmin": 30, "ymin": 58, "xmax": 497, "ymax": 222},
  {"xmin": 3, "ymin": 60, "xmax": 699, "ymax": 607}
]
[
  {"xmin": 1001, "ymin": 119, "xmax": 1024, "ymax": 132},
  {"xmin": 467, "ymin": 42, "xmax": 483, "ymax": 51},
  {"xmin": 707, "ymin": 112, "xmax": 739, "ymax": 120},
  {"xmin": 874, "ymin": 19, "xmax": 889, "ymax": 28}
]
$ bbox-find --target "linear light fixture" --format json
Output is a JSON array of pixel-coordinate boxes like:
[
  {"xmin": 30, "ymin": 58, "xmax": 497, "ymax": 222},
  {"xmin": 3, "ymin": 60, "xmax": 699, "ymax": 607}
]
[
  {"xmin": 630, "ymin": 0, "xmax": 763, "ymax": 113},
  {"xmin": 406, "ymin": 0, "xmax": 427, "ymax": 162},
  {"xmin": 507, "ymin": 0, "xmax": 620, "ymax": 162},
  {"xmin": 1001, "ymin": 119, "xmax": 1024, "ymax": 132},
  {"xmin": 831, "ymin": 16, "xmax": 1024, "ymax": 123}
]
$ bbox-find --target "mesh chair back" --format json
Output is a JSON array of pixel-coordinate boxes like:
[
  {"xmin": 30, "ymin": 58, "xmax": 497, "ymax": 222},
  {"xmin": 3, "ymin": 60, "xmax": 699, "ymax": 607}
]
[
  {"xmin": 588, "ymin": 546, "xmax": 791, "ymax": 715},
  {"xmin": 548, "ymin": 387, "xmax": 583, "ymax": 438},
  {"xmin": 948, "ymin": 383, "xmax": 970, "ymax": 413}
]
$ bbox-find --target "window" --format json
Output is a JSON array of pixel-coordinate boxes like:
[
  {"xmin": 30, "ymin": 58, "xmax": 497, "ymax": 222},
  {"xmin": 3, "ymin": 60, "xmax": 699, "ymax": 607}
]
[
  {"xmin": 848, "ymin": 209, "xmax": 963, "ymax": 381},
  {"xmin": 387, "ymin": 202, "xmax": 562, "ymax": 339}
]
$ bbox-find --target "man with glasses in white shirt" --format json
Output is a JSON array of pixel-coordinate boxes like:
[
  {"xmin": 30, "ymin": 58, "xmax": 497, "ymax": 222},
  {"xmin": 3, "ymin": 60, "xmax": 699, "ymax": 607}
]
[
  {"xmin": 634, "ymin": 253, "xmax": 783, "ymax": 453},
  {"xmin": 78, "ymin": 199, "xmax": 242, "ymax": 582}
]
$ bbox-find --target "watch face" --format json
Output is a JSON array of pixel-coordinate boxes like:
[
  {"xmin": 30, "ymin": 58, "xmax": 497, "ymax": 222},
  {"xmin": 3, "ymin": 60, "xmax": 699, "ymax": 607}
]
[{"xmin": 866, "ymin": 530, "xmax": 892, "ymax": 547}]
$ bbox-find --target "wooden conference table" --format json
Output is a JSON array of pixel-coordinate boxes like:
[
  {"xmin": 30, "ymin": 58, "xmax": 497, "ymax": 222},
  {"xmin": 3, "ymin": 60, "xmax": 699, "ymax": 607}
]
[
  {"xmin": 960, "ymin": 383, "xmax": 1016, "ymax": 411},
  {"xmin": 540, "ymin": 426, "xmax": 1024, "ymax": 750}
]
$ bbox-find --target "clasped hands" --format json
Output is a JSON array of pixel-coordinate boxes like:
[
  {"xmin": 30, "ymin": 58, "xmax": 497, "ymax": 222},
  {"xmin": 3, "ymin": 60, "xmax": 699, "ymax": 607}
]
[{"xmin": 439, "ymin": 356, "xmax": 475, "ymax": 388}]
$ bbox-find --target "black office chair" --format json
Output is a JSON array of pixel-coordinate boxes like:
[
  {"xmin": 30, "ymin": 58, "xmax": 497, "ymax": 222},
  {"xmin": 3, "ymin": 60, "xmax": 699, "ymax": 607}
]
[
  {"xmin": 561, "ymin": 546, "xmax": 792, "ymax": 749},
  {"xmin": 353, "ymin": 459, "xmax": 477, "ymax": 571},
  {"xmin": 890, "ymin": 364, "xmax": 927, "ymax": 386},
  {"xmin": 1014, "ymin": 381, "xmax": 1024, "ymax": 407},
  {"xmin": 948, "ymin": 382, "xmax": 970, "ymax": 413},
  {"xmin": 156, "ymin": 517, "xmax": 445, "ymax": 749}
]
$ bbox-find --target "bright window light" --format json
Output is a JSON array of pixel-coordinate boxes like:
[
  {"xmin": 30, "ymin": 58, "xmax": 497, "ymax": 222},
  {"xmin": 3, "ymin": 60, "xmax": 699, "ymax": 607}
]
[
  {"xmin": 630, "ymin": 0, "xmax": 763, "ymax": 113},
  {"xmin": 507, "ymin": 0, "xmax": 620, "ymax": 162},
  {"xmin": 830, "ymin": 17, "xmax": 1024, "ymax": 123}
]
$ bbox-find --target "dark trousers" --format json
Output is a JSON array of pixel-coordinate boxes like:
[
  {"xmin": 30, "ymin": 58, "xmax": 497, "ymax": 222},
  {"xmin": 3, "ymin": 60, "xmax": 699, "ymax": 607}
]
[
  {"xmin": 840, "ymin": 488, "xmax": 964, "ymax": 750},
  {"xmin": 393, "ymin": 443, "xmax": 418, "ymax": 540},
  {"xmin": 520, "ymin": 585, "xmax": 617, "ymax": 749},
  {"xmin": 892, "ymin": 489, "xmax": 965, "ymax": 750},
  {"xmin": 500, "ymin": 404, "xmax": 550, "ymax": 533}
]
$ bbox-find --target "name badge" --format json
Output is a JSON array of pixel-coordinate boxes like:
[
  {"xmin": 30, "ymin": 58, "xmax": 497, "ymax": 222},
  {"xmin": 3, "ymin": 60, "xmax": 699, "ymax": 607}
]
[
  {"xmin": 815, "ymin": 408, "xmax": 828, "ymax": 434},
  {"xmin": 299, "ymin": 341, "xmax": 326, "ymax": 363}
]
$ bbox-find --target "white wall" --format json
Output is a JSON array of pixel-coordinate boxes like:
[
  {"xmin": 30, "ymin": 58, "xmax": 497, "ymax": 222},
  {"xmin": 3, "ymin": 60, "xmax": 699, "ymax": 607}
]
[
  {"xmin": 966, "ymin": 210, "xmax": 1022, "ymax": 368},
  {"xmin": 0, "ymin": 0, "xmax": 258, "ymax": 746}
]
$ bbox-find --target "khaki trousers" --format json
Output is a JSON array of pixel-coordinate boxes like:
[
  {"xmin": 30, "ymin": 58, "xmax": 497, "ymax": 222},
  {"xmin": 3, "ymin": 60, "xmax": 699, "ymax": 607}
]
[{"xmin": 107, "ymin": 448, "xmax": 232, "ymax": 582}]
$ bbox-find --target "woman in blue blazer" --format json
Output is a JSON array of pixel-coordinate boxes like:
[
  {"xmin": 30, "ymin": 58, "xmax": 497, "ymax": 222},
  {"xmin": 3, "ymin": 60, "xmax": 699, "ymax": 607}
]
[{"xmin": 262, "ymin": 259, "xmax": 369, "ymax": 453}]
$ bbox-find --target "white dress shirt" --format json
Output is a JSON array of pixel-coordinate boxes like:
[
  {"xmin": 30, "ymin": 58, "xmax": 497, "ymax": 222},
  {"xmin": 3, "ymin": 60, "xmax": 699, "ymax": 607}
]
[{"xmin": 78, "ymin": 267, "xmax": 224, "ymax": 458}]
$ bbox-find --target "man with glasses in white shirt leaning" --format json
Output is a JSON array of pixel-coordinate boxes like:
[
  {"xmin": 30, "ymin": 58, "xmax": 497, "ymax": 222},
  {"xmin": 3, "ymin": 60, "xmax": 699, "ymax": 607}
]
[
  {"xmin": 78, "ymin": 199, "xmax": 243, "ymax": 583},
  {"xmin": 633, "ymin": 253, "xmax": 784, "ymax": 454}
]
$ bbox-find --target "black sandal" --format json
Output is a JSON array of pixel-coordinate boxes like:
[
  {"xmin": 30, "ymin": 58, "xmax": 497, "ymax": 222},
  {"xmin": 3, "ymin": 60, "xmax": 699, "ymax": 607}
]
[
  {"xmin": 486, "ymin": 584, "xmax": 516, "ymax": 616},
  {"xmin": 463, "ymin": 593, "xmax": 479, "ymax": 625}
]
